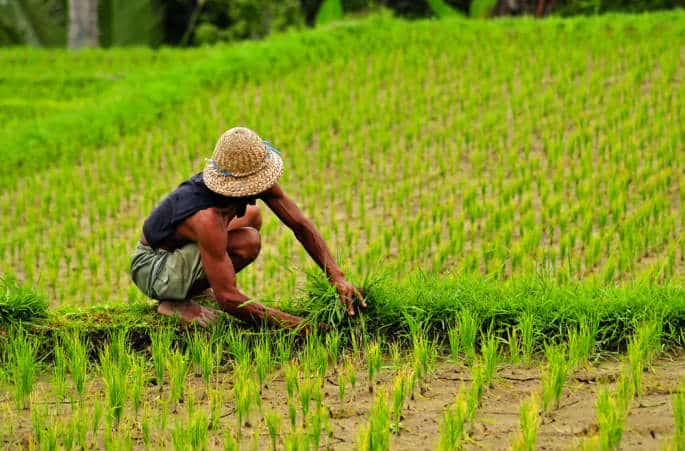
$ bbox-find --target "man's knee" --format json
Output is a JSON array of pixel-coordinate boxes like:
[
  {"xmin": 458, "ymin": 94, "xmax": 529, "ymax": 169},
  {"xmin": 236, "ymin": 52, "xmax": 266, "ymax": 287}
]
[{"xmin": 236, "ymin": 227, "xmax": 261, "ymax": 261}]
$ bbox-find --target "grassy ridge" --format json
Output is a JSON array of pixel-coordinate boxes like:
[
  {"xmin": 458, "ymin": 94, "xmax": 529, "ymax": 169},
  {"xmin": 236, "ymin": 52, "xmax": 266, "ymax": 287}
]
[{"xmin": 3, "ymin": 274, "xmax": 684, "ymax": 359}]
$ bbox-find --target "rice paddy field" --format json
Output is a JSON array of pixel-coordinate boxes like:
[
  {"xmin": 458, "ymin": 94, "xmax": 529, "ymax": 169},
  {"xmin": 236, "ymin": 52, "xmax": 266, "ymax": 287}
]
[{"xmin": 1, "ymin": 10, "xmax": 685, "ymax": 450}]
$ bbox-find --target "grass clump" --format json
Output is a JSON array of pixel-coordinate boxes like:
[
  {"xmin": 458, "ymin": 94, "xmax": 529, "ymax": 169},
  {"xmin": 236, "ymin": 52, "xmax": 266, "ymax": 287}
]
[
  {"xmin": 7, "ymin": 327, "xmax": 40, "ymax": 410},
  {"xmin": 511, "ymin": 394, "xmax": 541, "ymax": 451},
  {"xmin": 0, "ymin": 274, "xmax": 47, "ymax": 327}
]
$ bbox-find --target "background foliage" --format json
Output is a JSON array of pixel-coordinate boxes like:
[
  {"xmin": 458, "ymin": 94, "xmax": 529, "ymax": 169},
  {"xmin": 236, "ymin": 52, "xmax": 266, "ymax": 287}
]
[{"xmin": 1, "ymin": 0, "xmax": 684, "ymax": 47}]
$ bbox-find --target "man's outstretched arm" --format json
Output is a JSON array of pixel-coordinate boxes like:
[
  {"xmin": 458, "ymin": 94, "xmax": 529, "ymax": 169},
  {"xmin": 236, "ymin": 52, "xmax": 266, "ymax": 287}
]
[
  {"xmin": 261, "ymin": 184, "xmax": 367, "ymax": 316},
  {"xmin": 185, "ymin": 210, "xmax": 306, "ymax": 329}
]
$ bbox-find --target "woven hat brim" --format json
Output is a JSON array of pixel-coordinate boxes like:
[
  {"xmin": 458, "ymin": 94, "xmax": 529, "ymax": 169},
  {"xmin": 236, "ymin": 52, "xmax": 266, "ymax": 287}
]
[{"xmin": 202, "ymin": 152, "xmax": 283, "ymax": 197}]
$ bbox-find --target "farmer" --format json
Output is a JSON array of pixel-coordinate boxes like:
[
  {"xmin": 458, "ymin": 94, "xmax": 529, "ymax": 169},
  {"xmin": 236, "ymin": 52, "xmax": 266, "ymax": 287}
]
[{"xmin": 130, "ymin": 127, "xmax": 366, "ymax": 329}]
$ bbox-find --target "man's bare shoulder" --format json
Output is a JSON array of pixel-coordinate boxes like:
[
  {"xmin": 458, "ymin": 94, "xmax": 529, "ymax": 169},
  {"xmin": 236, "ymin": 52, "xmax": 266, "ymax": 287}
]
[{"xmin": 177, "ymin": 208, "xmax": 227, "ymax": 244}]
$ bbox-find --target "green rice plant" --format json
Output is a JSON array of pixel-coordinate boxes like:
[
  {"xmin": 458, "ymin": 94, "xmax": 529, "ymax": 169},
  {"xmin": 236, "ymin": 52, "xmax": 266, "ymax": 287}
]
[
  {"xmin": 357, "ymin": 390, "xmax": 391, "ymax": 451},
  {"xmin": 507, "ymin": 327, "xmax": 521, "ymax": 364},
  {"xmin": 345, "ymin": 358, "xmax": 357, "ymax": 390},
  {"xmin": 63, "ymin": 330, "xmax": 89, "ymax": 398},
  {"xmin": 264, "ymin": 408, "xmax": 283, "ymax": 451},
  {"xmin": 288, "ymin": 399, "xmax": 298, "ymax": 429},
  {"xmin": 233, "ymin": 363, "xmax": 258, "ymax": 438},
  {"xmin": 438, "ymin": 390, "xmax": 469, "ymax": 451},
  {"xmin": 467, "ymin": 363, "xmax": 485, "ymax": 420},
  {"xmin": 284, "ymin": 428, "xmax": 309, "ymax": 451},
  {"xmin": 52, "ymin": 344, "xmax": 68, "ymax": 400},
  {"xmin": 299, "ymin": 376, "xmax": 323, "ymax": 424},
  {"xmin": 285, "ymin": 362, "xmax": 299, "ymax": 400},
  {"xmin": 388, "ymin": 342, "xmax": 402, "ymax": 369},
  {"xmin": 31, "ymin": 404, "xmax": 48, "ymax": 445},
  {"xmin": 338, "ymin": 367, "xmax": 347, "ymax": 402},
  {"xmin": 541, "ymin": 344, "xmax": 569, "ymax": 412},
  {"xmin": 567, "ymin": 317, "xmax": 597, "ymax": 369},
  {"xmin": 307, "ymin": 405, "xmax": 326, "ymax": 450},
  {"xmin": 188, "ymin": 410, "xmax": 210, "ymax": 450},
  {"xmin": 627, "ymin": 334, "xmax": 646, "ymax": 397},
  {"xmin": 390, "ymin": 368, "xmax": 409, "ymax": 431},
  {"xmin": 255, "ymin": 338, "xmax": 273, "ymax": 390},
  {"xmin": 457, "ymin": 310, "xmax": 480, "ymax": 364},
  {"xmin": 225, "ymin": 326, "xmax": 250, "ymax": 365},
  {"xmin": 511, "ymin": 394, "xmax": 541, "ymax": 451},
  {"xmin": 326, "ymin": 330, "xmax": 342, "ymax": 365},
  {"xmin": 99, "ymin": 345, "xmax": 129, "ymax": 427},
  {"xmin": 480, "ymin": 332, "xmax": 499, "ymax": 388},
  {"xmin": 209, "ymin": 387, "xmax": 224, "ymax": 429},
  {"xmin": 223, "ymin": 430, "xmax": 239, "ymax": 451},
  {"xmin": 672, "ymin": 378, "xmax": 685, "ymax": 450},
  {"xmin": 7, "ymin": 327, "xmax": 39, "ymax": 410},
  {"xmin": 367, "ymin": 341, "xmax": 382, "ymax": 393},
  {"xmin": 276, "ymin": 333, "xmax": 294, "ymax": 365},
  {"xmin": 448, "ymin": 326, "xmax": 462, "ymax": 363},
  {"xmin": 166, "ymin": 348, "xmax": 190, "ymax": 406},
  {"xmin": 150, "ymin": 327, "xmax": 172, "ymax": 386},
  {"xmin": 141, "ymin": 404, "xmax": 152, "ymax": 446},
  {"xmin": 129, "ymin": 355, "xmax": 145, "ymax": 416},
  {"xmin": 596, "ymin": 386, "xmax": 628, "ymax": 450},
  {"xmin": 412, "ymin": 335, "xmax": 437, "ymax": 390},
  {"xmin": 92, "ymin": 399, "xmax": 104, "ymax": 438},
  {"xmin": 519, "ymin": 313, "xmax": 535, "ymax": 363}
]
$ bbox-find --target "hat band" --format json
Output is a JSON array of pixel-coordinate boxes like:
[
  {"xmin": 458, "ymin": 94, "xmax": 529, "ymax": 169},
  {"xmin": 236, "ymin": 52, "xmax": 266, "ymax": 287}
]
[{"xmin": 210, "ymin": 144, "xmax": 281, "ymax": 178}]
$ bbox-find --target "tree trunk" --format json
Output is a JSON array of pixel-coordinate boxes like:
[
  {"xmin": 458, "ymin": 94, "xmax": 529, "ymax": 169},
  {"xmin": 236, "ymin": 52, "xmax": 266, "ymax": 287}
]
[{"xmin": 69, "ymin": 0, "xmax": 99, "ymax": 48}]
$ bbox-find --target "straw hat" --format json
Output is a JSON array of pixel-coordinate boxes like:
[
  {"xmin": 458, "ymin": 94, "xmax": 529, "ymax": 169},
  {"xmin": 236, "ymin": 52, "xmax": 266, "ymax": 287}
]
[{"xmin": 203, "ymin": 127, "xmax": 284, "ymax": 197}]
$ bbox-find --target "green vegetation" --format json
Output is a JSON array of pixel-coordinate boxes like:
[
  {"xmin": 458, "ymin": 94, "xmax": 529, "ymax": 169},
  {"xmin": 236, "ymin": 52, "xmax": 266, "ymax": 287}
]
[{"xmin": 0, "ymin": 9, "xmax": 683, "ymax": 450}]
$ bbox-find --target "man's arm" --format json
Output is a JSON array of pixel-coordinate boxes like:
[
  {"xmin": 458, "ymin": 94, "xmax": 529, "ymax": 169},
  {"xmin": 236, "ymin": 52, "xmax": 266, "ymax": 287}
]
[
  {"xmin": 261, "ymin": 184, "xmax": 366, "ymax": 315},
  {"xmin": 182, "ymin": 210, "xmax": 305, "ymax": 329}
]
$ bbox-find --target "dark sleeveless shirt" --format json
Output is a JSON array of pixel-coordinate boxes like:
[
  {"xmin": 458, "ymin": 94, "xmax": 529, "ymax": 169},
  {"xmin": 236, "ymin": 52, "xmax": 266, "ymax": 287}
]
[{"xmin": 142, "ymin": 173, "xmax": 255, "ymax": 249}]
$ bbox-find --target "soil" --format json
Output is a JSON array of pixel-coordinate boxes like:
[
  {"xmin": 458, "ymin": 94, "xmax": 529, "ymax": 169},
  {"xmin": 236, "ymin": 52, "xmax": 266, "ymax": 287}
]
[{"xmin": 1, "ymin": 355, "xmax": 683, "ymax": 449}]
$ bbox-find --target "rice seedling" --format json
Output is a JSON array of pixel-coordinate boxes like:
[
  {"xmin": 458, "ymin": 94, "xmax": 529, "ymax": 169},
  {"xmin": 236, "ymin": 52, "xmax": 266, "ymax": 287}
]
[
  {"xmin": 672, "ymin": 378, "xmax": 685, "ymax": 450},
  {"xmin": 541, "ymin": 344, "xmax": 569, "ymax": 412},
  {"xmin": 511, "ymin": 394, "xmax": 541, "ymax": 451},
  {"xmin": 254, "ymin": 338, "xmax": 273, "ymax": 389},
  {"xmin": 150, "ymin": 328, "xmax": 173, "ymax": 386},
  {"xmin": 519, "ymin": 313, "xmax": 536, "ymax": 363},
  {"xmin": 337, "ymin": 367, "xmax": 347, "ymax": 402},
  {"xmin": 507, "ymin": 327, "xmax": 521, "ymax": 364},
  {"xmin": 325, "ymin": 329, "xmax": 342, "ymax": 364},
  {"xmin": 480, "ymin": 332, "xmax": 499, "ymax": 388},
  {"xmin": 223, "ymin": 430, "xmax": 239, "ymax": 451},
  {"xmin": 7, "ymin": 327, "xmax": 39, "ymax": 410},
  {"xmin": 467, "ymin": 363, "xmax": 485, "ymax": 420},
  {"xmin": 285, "ymin": 362, "xmax": 300, "ymax": 400},
  {"xmin": 367, "ymin": 341, "xmax": 382, "ymax": 393},
  {"xmin": 52, "ymin": 344, "xmax": 68, "ymax": 400},
  {"xmin": 457, "ymin": 310, "xmax": 480, "ymax": 364},
  {"xmin": 448, "ymin": 326, "xmax": 462, "ymax": 363},
  {"xmin": 264, "ymin": 408, "xmax": 283, "ymax": 451},
  {"xmin": 357, "ymin": 389, "xmax": 391, "ymax": 450},
  {"xmin": 129, "ymin": 355, "xmax": 146, "ymax": 416},
  {"xmin": 99, "ymin": 345, "xmax": 129, "ymax": 427},
  {"xmin": 390, "ymin": 368, "xmax": 410, "ymax": 432},
  {"xmin": 209, "ymin": 387, "xmax": 224, "ymax": 429},
  {"xmin": 63, "ymin": 330, "xmax": 89, "ymax": 398},
  {"xmin": 166, "ymin": 348, "xmax": 190, "ymax": 406},
  {"xmin": 188, "ymin": 410, "xmax": 210, "ymax": 450},
  {"xmin": 307, "ymin": 405, "xmax": 326, "ymax": 450},
  {"xmin": 233, "ymin": 362, "xmax": 258, "ymax": 438},
  {"xmin": 596, "ymin": 386, "xmax": 627, "ymax": 450},
  {"xmin": 438, "ymin": 390, "xmax": 469, "ymax": 451},
  {"xmin": 567, "ymin": 317, "xmax": 597, "ymax": 369}
]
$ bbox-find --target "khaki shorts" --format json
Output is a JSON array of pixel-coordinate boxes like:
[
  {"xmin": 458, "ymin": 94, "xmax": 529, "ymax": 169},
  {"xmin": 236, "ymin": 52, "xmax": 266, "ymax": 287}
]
[{"xmin": 130, "ymin": 242, "xmax": 206, "ymax": 301}]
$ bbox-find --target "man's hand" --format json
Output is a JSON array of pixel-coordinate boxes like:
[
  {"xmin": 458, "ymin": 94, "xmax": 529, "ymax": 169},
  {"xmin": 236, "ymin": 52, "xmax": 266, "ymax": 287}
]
[{"xmin": 333, "ymin": 277, "xmax": 367, "ymax": 316}]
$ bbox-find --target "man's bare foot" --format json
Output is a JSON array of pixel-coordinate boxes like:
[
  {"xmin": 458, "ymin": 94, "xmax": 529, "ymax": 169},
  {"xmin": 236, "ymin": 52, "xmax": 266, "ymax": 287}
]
[{"xmin": 157, "ymin": 300, "xmax": 220, "ymax": 327}]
